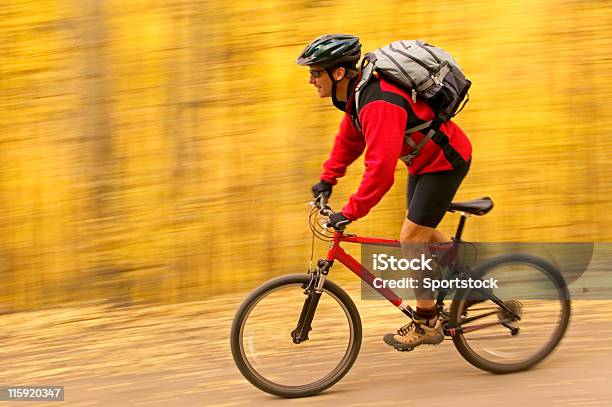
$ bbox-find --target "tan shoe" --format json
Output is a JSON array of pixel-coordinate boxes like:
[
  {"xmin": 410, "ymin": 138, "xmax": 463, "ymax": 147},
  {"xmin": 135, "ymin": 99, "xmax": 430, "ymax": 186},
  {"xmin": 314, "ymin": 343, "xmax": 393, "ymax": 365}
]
[{"xmin": 383, "ymin": 319, "xmax": 444, "ymax": 351}]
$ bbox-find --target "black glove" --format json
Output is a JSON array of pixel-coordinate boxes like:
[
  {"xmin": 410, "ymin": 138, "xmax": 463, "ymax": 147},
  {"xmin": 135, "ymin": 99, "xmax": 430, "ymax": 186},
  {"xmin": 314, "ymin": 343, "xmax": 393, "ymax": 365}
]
[
  {"xmin": 311, "ymin": 180, "xmax": 333, "ymax": 199},
  {"xmin": 327, "ymin": 212, "xmax": 352, "ymax": 231}
]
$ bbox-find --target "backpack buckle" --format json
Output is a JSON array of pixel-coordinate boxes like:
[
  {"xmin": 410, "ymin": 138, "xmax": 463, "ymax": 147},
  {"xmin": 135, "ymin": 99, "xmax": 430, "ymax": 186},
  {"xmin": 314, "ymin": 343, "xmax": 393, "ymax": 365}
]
[{"xmin": 401, "ymin": 151, "xmax": 419, "ymax": 167}]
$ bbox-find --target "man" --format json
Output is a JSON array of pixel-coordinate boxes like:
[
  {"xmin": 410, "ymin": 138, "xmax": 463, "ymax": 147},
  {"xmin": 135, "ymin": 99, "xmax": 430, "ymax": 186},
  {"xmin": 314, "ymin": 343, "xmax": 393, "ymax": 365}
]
[{"xmin": 297, "ymin": 34, "xmax": 472, "ymax": 350}]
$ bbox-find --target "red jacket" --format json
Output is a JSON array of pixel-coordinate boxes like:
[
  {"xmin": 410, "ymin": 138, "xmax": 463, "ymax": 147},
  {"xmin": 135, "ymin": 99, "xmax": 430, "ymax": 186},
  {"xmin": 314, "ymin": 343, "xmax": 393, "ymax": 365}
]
[{"xmin": 320, "ymin": 75, "xmax": 472, "ymax": 221}]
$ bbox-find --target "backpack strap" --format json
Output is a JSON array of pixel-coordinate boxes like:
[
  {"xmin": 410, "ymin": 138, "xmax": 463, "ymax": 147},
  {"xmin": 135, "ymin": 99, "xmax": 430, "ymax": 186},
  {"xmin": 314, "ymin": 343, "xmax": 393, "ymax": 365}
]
[
  {"xmin": 352, "ymin": 60, "xmax": 376, "ymax": 134},
  {"xmin": 406, "ymin": 121, "xmax": 433, "ymax": 135},
  {"xmin": 400, "ymin": 117, "xmax": 443, "ymax": 166}
]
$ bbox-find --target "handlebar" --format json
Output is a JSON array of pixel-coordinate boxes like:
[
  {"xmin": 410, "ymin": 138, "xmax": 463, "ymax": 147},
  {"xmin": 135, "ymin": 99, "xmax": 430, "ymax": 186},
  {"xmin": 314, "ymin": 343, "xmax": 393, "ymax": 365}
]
[
  {"xmin": 313, "ymin": 194, "xmax": 333, "ymax": 216},
  {"xmin": 309, "ymin": 194, "xmax": 349, "ymax": 233}
]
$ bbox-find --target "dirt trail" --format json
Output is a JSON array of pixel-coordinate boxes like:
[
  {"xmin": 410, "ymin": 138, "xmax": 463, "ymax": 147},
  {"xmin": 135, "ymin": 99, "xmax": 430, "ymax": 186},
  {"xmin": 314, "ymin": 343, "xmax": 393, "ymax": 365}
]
[{"xmin": 1, "ymin": 285, "xmax": 611, "ymax": 406}]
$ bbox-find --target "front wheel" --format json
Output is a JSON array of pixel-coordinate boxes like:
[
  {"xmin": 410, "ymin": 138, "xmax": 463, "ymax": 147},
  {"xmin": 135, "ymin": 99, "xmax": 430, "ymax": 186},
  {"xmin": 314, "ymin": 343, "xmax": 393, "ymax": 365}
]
[
  {"xmin": 449, "ymin": 254, "xmax": 571, "ymax": 374},
  {"xmin": 230, "ymin": 274, "xmax": 362, "ymax": 398}
]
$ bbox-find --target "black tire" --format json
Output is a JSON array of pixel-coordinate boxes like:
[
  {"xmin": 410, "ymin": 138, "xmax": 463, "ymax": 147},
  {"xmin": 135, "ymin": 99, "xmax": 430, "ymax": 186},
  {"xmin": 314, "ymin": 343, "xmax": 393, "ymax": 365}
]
[
  {"xmin": 230, "ymin": 274, "xmax": 362, "ymax": 398},
  {"xmin": 449, "ymin": 254, "xmax": 571, "ymax": 374}
]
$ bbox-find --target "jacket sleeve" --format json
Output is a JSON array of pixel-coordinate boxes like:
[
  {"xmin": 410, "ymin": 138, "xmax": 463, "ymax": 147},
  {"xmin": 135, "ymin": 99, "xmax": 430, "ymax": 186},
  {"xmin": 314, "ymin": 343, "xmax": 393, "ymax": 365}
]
[
  {"xmin": 319, "ymin": 113, "xmax": 366, "ymax": 185},
  {"xmin": 341, "ymin": 100, "xmax": 407, "ymax": 220}
]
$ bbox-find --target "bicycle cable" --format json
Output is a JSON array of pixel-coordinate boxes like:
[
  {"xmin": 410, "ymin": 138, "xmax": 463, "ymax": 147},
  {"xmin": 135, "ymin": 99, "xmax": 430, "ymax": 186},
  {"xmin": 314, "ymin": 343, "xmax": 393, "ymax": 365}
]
[
  {"xmin": 308, "ymin": 205, "xmax": 334, "ymax": 242},
  {"xmin": 309, "ymin": 226, "xmax": 315, "ymax": 273}
]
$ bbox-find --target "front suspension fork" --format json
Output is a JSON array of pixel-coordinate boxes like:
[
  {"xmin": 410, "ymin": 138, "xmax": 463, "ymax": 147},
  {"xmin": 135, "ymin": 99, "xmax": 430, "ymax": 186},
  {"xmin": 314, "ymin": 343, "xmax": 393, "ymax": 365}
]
[{"xmin": 291, "ymin": 259, "xmax": 332, "ymax": 344}]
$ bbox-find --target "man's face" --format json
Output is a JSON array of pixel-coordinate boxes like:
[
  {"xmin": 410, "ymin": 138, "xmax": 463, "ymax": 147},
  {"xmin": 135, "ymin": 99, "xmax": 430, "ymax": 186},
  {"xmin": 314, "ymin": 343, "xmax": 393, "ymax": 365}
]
[{"xmin": 308, "ymin": 65, "xmax": 333, "ymax": 98}]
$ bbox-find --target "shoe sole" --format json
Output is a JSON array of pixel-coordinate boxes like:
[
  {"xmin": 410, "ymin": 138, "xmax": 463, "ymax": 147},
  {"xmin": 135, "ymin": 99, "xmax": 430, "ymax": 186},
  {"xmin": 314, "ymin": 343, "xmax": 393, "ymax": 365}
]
[{"xmin": 383, "ymin": 333, "xmax": 444, "ymax": 352}]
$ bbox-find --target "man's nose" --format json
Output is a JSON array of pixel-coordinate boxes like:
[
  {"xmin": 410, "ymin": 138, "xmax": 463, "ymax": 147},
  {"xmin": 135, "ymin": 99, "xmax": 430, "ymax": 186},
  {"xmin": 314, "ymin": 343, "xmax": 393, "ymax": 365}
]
[{"xmin": 308, "ymin": 76, "xmax": 315, "ymax": 85}]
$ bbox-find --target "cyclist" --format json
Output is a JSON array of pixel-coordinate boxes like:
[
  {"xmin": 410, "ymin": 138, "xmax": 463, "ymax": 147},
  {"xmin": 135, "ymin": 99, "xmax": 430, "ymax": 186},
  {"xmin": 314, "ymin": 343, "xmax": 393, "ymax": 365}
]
[{"xmin": 298, "ymin": 34, "xmax": 472, "ymax": 350}]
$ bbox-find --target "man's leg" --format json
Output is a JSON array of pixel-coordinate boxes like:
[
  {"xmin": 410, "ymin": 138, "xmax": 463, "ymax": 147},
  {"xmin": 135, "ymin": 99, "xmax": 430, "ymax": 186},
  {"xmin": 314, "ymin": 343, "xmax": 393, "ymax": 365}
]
[
  {"xmin": 399, "ymin": 219, "xmax": 447, "ymax": 314},
  {"xmin": 384, "ymin": 161, "xmax": 470, "ymax": 350},
  {"xmin": 401, "ymin": 162, "xmax": 471, "ymax": 313},
  {"xmin": 382, "ymin": 219, "xmax": 447, "ymax": 350}
]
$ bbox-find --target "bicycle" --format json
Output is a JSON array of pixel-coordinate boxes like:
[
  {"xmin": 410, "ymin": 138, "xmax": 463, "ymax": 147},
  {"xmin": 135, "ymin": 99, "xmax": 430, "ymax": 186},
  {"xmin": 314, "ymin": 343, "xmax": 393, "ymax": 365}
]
[{"xmin": 230, "ymin": 196, "xmax": 571, "ymax": 398}]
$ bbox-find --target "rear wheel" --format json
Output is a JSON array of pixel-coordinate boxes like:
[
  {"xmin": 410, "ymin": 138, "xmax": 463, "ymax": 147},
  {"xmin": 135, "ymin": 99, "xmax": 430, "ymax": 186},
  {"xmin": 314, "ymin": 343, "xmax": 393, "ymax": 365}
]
[
  {"xmin": 449, "ymin": 254, "xmax": 570, "ymax": 374},
  {"xmin": 231, "ymin": 274, "xmax": 362, "ymax": 397}
]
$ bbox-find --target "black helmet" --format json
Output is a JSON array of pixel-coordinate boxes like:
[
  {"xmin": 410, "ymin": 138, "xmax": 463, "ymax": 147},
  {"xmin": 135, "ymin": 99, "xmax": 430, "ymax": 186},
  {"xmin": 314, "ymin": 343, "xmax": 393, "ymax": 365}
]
[{"xmin": 296, "ymin": 34, "xmax": 361, "ymax": 68}]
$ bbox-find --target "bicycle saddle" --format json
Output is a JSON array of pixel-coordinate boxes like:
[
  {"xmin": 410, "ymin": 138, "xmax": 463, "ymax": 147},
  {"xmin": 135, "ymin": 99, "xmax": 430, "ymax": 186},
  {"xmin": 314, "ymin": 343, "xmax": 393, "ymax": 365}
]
[{"xmin": 448, "ymin": 197, "xmax": 494, "ymax": 216}]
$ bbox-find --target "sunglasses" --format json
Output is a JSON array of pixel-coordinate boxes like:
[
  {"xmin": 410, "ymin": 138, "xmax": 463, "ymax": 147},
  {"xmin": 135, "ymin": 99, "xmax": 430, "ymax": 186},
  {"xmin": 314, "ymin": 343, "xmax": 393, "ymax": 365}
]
[{"xmin": 309, "ymin": 69, "xmax": 326, "ymax": 78}]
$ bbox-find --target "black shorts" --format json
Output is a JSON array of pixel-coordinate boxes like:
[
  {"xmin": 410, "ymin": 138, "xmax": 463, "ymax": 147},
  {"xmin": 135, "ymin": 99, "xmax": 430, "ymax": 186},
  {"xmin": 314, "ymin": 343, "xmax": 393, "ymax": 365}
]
[{"xmin": 406, "ymin": 159, "xmax": 471, "ymax": 228}]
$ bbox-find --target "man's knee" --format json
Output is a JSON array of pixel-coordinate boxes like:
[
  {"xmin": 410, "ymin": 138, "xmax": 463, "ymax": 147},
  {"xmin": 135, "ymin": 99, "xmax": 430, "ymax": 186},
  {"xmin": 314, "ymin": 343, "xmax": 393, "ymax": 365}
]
[{"xmin": 400, "ymin": 219, "xmax": 436, "ymax": 243}]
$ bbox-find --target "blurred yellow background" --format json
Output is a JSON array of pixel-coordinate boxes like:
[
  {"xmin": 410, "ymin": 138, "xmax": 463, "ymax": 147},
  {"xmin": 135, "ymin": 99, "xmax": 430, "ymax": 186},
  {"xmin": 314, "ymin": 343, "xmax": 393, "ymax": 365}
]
[{"xmin": 1, "ymin": 0, "xmax": 610, "ymax": 310}]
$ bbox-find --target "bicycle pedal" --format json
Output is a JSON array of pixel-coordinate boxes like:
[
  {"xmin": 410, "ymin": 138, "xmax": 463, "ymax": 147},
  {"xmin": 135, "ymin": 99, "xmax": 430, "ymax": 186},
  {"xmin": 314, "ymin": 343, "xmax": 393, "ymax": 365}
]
[{"xmin": 394, "ymin": 345, "xmax": 414, "ymax": 352}]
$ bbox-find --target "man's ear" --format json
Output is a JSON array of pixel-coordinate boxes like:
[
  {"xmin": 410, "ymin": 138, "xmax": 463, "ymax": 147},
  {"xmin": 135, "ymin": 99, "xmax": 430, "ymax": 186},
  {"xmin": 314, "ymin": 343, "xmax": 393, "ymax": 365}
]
[{"xmin": 333, "ymin": 67, "xmax": 346, "ymax": 81}]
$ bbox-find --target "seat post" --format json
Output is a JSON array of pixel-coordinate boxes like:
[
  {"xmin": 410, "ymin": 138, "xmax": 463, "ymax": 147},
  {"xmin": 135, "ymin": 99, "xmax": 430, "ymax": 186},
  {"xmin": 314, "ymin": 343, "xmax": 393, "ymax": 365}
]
[{"xmin": 453, "ymin": 212, "xmax": 469, "ymax": 241}]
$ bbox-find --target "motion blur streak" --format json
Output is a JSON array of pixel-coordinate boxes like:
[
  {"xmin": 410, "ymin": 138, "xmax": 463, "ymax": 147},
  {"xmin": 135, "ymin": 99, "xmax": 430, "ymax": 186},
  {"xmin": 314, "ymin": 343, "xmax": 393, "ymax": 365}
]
[{"xmin": 0, "ymin": 1, "xmax": 610, "ymax": 310}]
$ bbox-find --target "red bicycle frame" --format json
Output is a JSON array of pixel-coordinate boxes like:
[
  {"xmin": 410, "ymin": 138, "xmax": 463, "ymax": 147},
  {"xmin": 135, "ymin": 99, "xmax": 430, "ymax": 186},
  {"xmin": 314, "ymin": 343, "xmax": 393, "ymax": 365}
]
[{"xmin": 323, "ymin": 230, "xmax": 460, "ymax": 318}]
